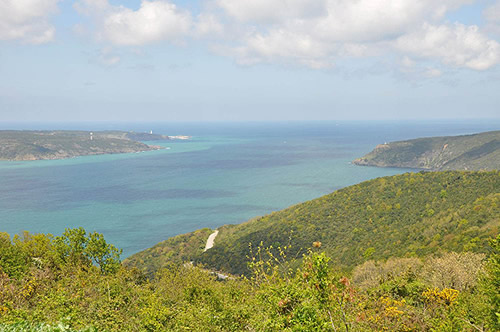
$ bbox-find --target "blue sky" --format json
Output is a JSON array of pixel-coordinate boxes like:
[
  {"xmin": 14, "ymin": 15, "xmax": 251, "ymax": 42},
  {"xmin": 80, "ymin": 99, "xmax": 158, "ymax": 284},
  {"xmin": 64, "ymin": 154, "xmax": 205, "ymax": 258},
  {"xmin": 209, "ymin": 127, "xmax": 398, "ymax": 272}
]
[{"xmin": 1, "ymin": 0, "xmax": 500, "ymax": 122}]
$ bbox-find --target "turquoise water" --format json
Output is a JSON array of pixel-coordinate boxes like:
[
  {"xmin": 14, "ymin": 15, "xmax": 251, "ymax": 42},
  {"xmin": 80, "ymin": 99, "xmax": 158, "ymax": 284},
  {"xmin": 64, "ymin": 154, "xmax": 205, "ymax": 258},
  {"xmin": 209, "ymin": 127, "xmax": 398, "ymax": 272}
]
[{"xmin": 0, "ymin": 121, "xmax": 498, "ymax": 257}]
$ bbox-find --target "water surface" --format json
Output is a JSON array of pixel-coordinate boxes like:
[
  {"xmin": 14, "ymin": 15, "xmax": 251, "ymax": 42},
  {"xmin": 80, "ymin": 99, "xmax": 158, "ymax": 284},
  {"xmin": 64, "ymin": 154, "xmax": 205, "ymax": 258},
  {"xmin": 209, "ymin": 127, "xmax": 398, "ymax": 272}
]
[{"xmin": 0, "ymin": 121, "xmax": 498, "ymax": 257}]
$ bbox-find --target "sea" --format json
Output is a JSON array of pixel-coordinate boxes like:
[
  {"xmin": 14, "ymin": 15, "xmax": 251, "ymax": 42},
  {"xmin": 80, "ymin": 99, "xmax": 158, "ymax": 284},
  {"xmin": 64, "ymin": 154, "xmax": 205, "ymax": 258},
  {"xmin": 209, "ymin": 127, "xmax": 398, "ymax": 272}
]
[{"xmin": 0, "ymin": 120, "xmax": 498, "ymax": 258}]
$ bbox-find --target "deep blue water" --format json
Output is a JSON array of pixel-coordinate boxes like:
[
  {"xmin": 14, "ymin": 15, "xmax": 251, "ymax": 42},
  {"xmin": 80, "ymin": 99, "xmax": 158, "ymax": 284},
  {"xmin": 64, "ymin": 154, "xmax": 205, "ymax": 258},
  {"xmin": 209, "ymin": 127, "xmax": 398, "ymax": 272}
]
[{"xmin": 0, "ymin": 121, "xmax": 498, "ymax": 257}]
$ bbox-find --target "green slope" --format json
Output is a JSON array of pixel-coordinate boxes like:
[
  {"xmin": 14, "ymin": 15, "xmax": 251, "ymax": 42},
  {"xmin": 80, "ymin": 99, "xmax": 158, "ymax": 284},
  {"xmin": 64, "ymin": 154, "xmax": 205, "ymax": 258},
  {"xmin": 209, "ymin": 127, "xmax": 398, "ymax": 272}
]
[
  {"xmin": 126, "ymin": 171, "xmax": 500, "ymax": 276},
  {"xmin": 123, "ymin": 228, "xmax": 212, "ymax": 276},
  {"xmin": 353, "ymin": 130, "xmax": 500, "ymax": 170}
]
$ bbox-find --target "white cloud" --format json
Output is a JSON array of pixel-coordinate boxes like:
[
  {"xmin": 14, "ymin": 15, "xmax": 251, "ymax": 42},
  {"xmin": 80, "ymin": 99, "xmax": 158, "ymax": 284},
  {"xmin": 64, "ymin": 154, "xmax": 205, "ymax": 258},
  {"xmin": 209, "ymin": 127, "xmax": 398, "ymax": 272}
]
[
  {"xmin": 210, "ymin": 0, "xmax": 498, "ymax": 71},
  {"xmin": 102, "ymin": 1, "xmax": 191, "ymax": 45},
  {"xmin": 312, "ymin": 1, "xmax": 433, "ymax": 43},
  {"xmin": 3, "ymin": 0, "xmax": 496, "ymax": 73},
  {"xmin": 237, "ymin": 30, "xmax": 333, "ymax": 67},
  {"xmin": 72, "ymin": 0, "xmax": 499, "ymax": 72},
  {"xmin": 216, "ymin": 0, "xmax": 473, "ymax": 41},
  {"xmin": 0, "ymin": 0, "xmax": 60, "ymax": 44},
  {"xmin": 224, "ymin": 30, "xmax": 375, "ymax": 68},
  {"xmin": 195, "ymin": 13, "xmax": 225, "ymax": 38},
  {"xmin": 216, "ymin": 0, "xmax": 327, "ymax": 24},
  {"xmin": 76, "ymin": 0, "xmax": 192, "ymax": 46},
  {"xmin": 396, "ymin": 23, "xmax": 500, "ymax": 70}
]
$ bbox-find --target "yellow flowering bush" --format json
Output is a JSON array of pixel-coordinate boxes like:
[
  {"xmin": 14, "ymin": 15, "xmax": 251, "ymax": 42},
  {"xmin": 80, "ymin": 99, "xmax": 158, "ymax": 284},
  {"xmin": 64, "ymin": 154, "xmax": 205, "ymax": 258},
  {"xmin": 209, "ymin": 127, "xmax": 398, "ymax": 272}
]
[
  {"xmin": 422, "ymin": 287, "xmax": 459, "ymax": 306},
  {"xmin": 21, "ymin": 278, "xmax": 37, "ymax": 300},
  {"xmin": 381, "ymin": 297, "xmax": 405, "ymax": 318}
]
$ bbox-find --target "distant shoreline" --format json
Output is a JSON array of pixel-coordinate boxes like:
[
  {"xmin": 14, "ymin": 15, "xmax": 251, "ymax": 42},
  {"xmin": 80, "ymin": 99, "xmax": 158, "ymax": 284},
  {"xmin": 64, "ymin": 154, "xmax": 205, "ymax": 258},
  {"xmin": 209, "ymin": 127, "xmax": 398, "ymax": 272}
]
[
  {"xmin": 353, "ymin": 130, "xmax": 499, "ymax": 171},
  {"xmin": 0, "ymin": 130, "xmax": 186, "ymax": 161}
]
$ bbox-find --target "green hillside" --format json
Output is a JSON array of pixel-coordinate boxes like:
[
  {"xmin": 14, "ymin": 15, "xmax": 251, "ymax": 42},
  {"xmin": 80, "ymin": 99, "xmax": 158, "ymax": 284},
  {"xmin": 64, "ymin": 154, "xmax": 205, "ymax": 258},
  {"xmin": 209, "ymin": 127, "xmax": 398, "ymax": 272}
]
[
  {"xmin": 0, "ymin": 130, "xmax": 166, "ymax": 161},
  {"xmin": 127, "ymin": 171, "xmax": 499, "ymax": 276},
  {"xmin": 353, "ymin": 130, "xmax": 500, "ymax": 170},
  {"xmin": 123, "ymin": 228, "xmax": 212, "ymax": 276},
  {"xmin": 1, "ymin": 172, "xmax": 499, "ymax": 331}
]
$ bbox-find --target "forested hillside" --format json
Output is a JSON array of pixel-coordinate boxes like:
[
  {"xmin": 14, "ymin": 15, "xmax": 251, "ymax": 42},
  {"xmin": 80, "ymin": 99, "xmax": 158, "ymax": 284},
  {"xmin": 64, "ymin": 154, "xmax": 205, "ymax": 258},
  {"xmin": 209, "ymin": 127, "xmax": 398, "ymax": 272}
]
[
  {"xmin": 353, "ymin": 130, "xmax": 499, "ymax": 170},
  {"xmin": 128, "ymin": 171, "xmax": 499, "ymax": 276},
  {"xmin": 123, "ymin": 228, "xmax": 213, "ymax": 276}
]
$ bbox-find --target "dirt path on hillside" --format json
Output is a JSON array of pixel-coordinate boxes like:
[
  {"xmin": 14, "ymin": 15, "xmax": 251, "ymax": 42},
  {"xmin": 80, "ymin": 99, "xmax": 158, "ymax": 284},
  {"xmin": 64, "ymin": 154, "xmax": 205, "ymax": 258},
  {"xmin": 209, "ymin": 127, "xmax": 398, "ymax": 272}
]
[{"xmin": 204, "ymin": 230, "xmax": 219, "ymax": 252}]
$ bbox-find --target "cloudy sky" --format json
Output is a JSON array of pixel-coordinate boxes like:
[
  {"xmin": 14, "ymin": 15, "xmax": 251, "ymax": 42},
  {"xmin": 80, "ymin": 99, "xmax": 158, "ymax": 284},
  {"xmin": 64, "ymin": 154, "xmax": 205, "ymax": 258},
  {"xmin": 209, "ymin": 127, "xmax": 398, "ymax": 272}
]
[{"xmin": 1, "ymin": 0, "xmax": 500, "ymax": 122}]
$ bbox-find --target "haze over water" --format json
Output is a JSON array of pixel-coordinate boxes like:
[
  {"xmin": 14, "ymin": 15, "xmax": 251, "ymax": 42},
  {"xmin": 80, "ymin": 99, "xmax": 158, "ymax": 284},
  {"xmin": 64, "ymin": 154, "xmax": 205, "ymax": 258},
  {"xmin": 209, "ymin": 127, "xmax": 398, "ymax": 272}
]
[{"xmin": 0, "ymin": 121, "xmax": 498, "ymax": 257}]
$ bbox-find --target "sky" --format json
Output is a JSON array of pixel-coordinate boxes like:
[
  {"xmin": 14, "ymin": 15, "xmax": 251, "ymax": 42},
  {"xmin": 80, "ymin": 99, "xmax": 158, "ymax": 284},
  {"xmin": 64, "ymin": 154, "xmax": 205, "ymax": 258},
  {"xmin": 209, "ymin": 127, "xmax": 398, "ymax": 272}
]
[{"xmin": 1, "ymin": 0, "xmax": 500, "ymax": 122}]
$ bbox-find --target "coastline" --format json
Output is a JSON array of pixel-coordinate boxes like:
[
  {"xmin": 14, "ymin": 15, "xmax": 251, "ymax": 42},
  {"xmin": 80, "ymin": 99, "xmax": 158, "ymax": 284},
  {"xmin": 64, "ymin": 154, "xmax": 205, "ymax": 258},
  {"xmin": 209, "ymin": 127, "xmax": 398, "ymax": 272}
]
[
  {"xmin": 0, "ymin": 145, "xmax": 165, "ymax": 162},
  {"xmin": 0, "ymin": 130, "xmax": 186, "ymax": 161}
]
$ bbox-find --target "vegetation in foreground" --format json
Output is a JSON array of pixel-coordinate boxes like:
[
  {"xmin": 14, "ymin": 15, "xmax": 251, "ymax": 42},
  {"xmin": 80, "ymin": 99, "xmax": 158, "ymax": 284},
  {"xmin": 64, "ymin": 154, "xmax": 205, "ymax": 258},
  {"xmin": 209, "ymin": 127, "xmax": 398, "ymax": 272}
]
[
  {"xmin": 353, "ymin": 130, "xmax": 500, "ymax": 171},
  {"xmin": 0, "ymin": 228, "xmax": 499, "ymax": 331}
]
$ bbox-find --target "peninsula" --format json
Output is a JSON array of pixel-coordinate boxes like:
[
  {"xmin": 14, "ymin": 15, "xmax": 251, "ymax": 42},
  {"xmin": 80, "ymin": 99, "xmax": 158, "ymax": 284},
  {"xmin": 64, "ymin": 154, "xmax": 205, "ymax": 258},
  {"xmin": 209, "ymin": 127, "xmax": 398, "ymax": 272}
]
[
  {"xmin": 353, "ymin": 130, "xmax": 499, "ymax": 171},
  {"xmin": 0, "ymin": 130, "xmax": 171, "ymax": 161}
]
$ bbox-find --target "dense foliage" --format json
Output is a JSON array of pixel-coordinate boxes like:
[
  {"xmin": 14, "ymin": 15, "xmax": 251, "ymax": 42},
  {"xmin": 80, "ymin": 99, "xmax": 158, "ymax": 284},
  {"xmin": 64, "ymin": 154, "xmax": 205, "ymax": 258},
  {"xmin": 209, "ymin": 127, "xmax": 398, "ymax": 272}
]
[
  {"xmin": 1, "ymin": 230, "xmax": 499, "ymax": 331},
  {"xmin": 190, "ymin": 171, "xmax": 499, "ymax": 275},
  {"xmin": 353, "ymin": 130, "xmax": 500, "ymax": 170},
  {"xmin": 123, "ymin": 228, "xmax": 213, "ymax": 276}
]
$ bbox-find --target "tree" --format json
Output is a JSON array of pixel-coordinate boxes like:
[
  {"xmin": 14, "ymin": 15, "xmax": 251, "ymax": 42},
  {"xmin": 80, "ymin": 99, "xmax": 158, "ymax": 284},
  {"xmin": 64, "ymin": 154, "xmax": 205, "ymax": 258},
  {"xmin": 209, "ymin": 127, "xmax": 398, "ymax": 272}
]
[{"xmin": 482, "ymin": 235, "xmax": 500, "ymax": 330}]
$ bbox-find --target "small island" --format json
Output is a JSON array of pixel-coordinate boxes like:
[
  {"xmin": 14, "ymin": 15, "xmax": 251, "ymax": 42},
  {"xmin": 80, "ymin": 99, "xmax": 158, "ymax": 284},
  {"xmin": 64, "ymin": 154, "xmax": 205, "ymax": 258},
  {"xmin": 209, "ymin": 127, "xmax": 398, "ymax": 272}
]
[
  {"xmin": 0, "ymin": 130, "xmax": 175, "ymax": 161},
  {"xmin": 353, "ymin": 130, "xmax": 499, "ymax": 171}
]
